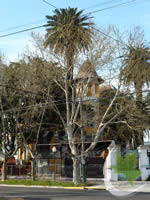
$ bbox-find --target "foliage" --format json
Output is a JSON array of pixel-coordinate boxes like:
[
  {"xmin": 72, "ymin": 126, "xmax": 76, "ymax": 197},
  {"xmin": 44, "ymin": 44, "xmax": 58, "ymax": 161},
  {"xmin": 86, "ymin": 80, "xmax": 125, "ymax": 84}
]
[
  {"xmin": 44, "ymin": 7, "xmax": 94, "ymax": 82},
  {"xmin": 43, "ymin": 8, "xmax": 96, "ymax": 184},
  {"xmin": 99, "ymin": 88, "xmax": 148, "ymax": 148},
  {"xmin": 120, "ymin": 44, "xmax": 150, "ymax": 103},
  {"xmin": 0, "ymin": 56, "xmax": 66, "ymax": 154},
  {"xmin": 44, "ymin": 7, "xmax": 94, "ymax": 55}
]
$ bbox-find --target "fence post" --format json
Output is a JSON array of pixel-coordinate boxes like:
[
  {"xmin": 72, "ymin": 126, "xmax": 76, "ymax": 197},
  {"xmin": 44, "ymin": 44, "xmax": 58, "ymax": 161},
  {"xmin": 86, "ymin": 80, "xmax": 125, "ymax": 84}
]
[
  {"xmin": 138, "ymin": 145, "xmax": 149, "ymax": 181},
  {"xmin": 105, "ymin": 141, "xmax": 118, "ymax": 181}
]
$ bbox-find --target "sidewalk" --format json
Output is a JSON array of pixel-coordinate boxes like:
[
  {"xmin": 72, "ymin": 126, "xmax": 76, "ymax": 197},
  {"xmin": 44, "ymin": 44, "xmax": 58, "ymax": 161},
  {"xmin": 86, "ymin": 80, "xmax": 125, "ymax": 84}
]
[
  {"xmin": 0, "ymin": 177, "xmax": 150, "ymax": 192},
  {"xmin": 83, "ymin": 180, "xmax": 150, "ymax": 193}
]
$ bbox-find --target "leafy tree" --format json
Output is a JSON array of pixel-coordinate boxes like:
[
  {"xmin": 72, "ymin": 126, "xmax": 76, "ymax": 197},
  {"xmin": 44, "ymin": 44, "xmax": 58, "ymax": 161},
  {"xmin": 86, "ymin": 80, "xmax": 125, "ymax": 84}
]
[
  {"xmin": 98, "ymin": 87, "xmax": 148, "ymax": 149},
  {"xmin": 0, "ymin": 56, "xmax": 66, "ymax": 180}
]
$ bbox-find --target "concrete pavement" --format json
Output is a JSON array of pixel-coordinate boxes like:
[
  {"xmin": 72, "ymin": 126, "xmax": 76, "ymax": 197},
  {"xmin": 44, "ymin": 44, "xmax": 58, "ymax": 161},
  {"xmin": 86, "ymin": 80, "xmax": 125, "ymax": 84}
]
[
  {"xmin": 1, "ymin": 186, "xmax": 149, "ymax": 200},
  {"xmin": 0, "ymin": 180, "xmax": 150, "ymax": 193}
]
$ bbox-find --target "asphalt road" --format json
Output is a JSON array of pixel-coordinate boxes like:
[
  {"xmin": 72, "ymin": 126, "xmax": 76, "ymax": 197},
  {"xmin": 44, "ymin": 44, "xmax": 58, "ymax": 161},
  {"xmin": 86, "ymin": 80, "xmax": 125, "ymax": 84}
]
[{"xmin": 0, "ymin": 186, "xmax": 150, "ymax": 200}]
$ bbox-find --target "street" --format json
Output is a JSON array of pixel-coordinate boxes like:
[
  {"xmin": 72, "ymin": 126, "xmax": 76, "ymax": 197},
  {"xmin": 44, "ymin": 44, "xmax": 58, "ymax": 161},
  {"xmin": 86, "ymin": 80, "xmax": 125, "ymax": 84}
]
[{"xmin": 0, "ymin": 186, "xmax": 150, "ymax": 200}]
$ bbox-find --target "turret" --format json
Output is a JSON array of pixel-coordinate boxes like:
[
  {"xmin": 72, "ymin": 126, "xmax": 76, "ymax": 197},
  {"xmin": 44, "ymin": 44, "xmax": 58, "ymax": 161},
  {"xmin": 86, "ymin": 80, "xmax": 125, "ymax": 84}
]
[{"xmin": 74, "ymin": 58, "xmax": 104, "ymax": 100}]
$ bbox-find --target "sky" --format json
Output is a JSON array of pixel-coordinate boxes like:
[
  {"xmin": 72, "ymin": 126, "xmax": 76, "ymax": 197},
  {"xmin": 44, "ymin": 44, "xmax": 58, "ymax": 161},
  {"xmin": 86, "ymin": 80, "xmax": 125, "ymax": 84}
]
[
  {"xmin": 0, "ymin": 0, "xmax": 150, "ymax": 63},
  {"xmin": 0, "ymin": 0, "xmax": 150, "ymax": 142}
]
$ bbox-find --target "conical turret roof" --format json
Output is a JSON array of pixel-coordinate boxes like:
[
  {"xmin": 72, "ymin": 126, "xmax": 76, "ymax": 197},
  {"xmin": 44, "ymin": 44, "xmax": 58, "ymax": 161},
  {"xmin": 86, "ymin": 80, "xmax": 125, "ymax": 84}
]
[{"xmin": 75, "ymin": 58, "xmax": 104, "ymax": 83}]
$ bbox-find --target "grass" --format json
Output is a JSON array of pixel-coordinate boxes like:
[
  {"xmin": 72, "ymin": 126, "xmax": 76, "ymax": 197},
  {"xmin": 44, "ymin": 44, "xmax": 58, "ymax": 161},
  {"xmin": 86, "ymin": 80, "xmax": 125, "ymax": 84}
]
[{"xmin": 0, "ymin": 179, "xmax": 87, "ymax": 187}]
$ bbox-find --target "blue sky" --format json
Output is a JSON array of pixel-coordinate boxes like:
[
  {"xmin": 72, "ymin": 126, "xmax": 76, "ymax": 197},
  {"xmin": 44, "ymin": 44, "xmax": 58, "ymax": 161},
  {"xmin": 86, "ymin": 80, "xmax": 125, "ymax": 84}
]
[{"xmin": 0, "ymin": 0, "xmax": 150, "ymax": 62}]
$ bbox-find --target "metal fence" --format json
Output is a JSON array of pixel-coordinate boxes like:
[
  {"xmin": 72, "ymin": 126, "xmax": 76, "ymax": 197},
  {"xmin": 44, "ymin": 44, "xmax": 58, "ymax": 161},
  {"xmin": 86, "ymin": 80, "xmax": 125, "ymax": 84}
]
[
  {"xmin": 0, "ymin": 157, "xmax": 105, "ymax": 181},
  {"xmin": 0, "ymin": 163, "xmax": 31, "ymax": 177}
]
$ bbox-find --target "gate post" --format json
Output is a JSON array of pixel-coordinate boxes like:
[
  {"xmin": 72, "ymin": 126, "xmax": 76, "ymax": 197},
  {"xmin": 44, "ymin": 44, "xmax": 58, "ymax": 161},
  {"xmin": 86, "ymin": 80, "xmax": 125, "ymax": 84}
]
[
  {"xmin": 138, "ymin": 145, "xmax": 149, "ymax": 181},
  {"xmin": 105, "ymin": 141, "xmax": 118, "ymax": 181}
]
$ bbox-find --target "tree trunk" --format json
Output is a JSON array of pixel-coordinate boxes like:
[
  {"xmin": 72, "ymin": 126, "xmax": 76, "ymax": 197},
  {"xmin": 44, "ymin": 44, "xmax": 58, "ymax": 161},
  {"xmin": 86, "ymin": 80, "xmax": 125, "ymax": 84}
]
[
  {"xmin": 31, "ymin": 159, "xmax": 36, "ymax": 181},
  {"xmin": 80, "ymin": 101, "xmax": 86, "ymax": 183},
  {"xmin": 134, "ymin": 82, "xmax": 143, "ymax": 105},
  {"xmin": 134, "ymin": 82, "xmax": 144, "ymax": 145},
  {"xmin": 81, "ymin": 157, "xmax": 86, "ymax": 184},
  {"xmin": 66, "ymin": 49, "xmax": 74, "ymax": 81},
  {"xmin": 1, "ymin": 160, "xmax": 7, "ymax": 181},
  {"xmin": 72, "ymin": 157, "xmax": 81, "ymax": 184}
]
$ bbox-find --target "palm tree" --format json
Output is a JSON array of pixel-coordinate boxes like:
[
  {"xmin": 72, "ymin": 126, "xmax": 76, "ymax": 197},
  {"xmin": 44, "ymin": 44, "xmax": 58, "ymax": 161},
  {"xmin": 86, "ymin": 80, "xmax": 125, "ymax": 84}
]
[
  {"xmin": 120, "ymin": 44, "xmax": 150, "ymax": 104},
  {"xmin": 44, "ymin": 8, "xmax": 94, "ymax": 184},
  {"xmin": 44, "ymin": 7, "xmax": 94, "ymax": 79}
]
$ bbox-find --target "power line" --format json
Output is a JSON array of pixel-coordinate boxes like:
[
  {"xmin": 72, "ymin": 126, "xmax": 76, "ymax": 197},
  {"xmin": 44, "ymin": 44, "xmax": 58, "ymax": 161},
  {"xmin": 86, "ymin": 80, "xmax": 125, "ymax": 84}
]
[
  {"xmin": 0, "ymin": 19, "xmax": 46, "ymax": 33},
  {"xmin": 0, "ymin": 25, "xmax": 46, "ymax": 38},
  {"xmin": 37, "ymin": 140, "xmax": 112, "ymax": 146},
  {"xmin": 0, "ymin": 0, "xmax": 136, "ymax": 35},
  {"xmin": 0, "ymin": 84, "xmax": 47, "ymax": 96},
  {"xmin": 0, "ymin": 84, "xmax": 150, "ymax": 114},
  {"xmin": 94, "ymin": 27, "xmax": 128, "ymax": 47},
  {"xmin": 85, "ymin": 0, "xmax": 124, "ymax": 10},
  {"xmin": 0, "ymin": 69, "xmax": 119, "ymax": 99},
  {"xmin": 88, "ymin": 0, "xmax": 136, "ymax": 15},
  {"xmin": 42, "ymin": 0, "xmax": 57, "ymax": 9},
  {"xmin": 0, "ymin": 0, "xmax": 56, "ymax": 34},
  {"xmin": 0, "ymin": 22, "xmax": 125, "ymax": 48},
  {"xmin": 0, "ymin": 0, "xmax": 136, "ymax": 43}
]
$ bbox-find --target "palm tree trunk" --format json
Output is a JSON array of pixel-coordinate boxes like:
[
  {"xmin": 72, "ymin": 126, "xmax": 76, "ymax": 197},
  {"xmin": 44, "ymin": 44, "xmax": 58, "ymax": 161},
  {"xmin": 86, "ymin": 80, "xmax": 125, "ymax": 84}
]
[
  {"xmin": 65, "ymin": 48, "xmax": 74, "ymax": 81},
  {"xmin": 134, "ymin": 82, "xmax": 143, "ymax": 105},
  {"xmin": 134, "ymin": 82, "xmax": 144, "ymax": 145}
]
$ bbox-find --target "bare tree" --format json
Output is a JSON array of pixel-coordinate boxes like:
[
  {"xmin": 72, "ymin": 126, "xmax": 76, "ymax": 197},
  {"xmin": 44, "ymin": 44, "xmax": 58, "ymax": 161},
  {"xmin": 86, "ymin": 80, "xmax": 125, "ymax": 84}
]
[{"xmin": 18, "ymin": 26, "xmax": 150, "ymax": 184}]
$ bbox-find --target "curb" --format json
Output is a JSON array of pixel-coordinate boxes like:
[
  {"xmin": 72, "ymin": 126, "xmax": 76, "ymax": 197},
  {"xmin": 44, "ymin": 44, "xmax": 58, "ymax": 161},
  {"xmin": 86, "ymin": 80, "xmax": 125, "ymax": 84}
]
[
  {"xmin": 0, "ymin": 184, "xmax": 106, "ymax": 190},
  {"xmin": 64, "ymin": 186, "xmax": 106, "ymax": 190},
  {"xmin": 0, "ymin": 184, "xmax": 64, "ymax": 189},
  {"xmin": 64, "ymin": 187, "xmax": 85, "ymax": 190},
  {"xmin": 84, "ymin": 186, "xmax": 106, "ymax": 190}
]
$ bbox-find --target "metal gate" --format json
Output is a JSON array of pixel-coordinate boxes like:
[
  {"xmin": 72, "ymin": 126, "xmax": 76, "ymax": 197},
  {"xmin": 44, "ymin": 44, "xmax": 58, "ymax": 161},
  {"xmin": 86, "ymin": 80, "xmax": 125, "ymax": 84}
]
[{"xmin": 64, "ymin": 157, "xmax": 105, "ymax": 178}]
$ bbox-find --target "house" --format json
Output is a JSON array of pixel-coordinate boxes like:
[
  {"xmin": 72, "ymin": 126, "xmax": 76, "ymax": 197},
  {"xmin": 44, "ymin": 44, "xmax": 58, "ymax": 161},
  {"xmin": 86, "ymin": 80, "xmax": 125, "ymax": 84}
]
[
  {"xmin": 63, "ymin": 58, "xmax": 112, "ymax": 178},
  {"xmin": 75, "ymin": 58, "xmax": 105, "ymax": 135},
  {"xmin": 12, "ymin": 58, "xmax": 112, "ymax": 178}
]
